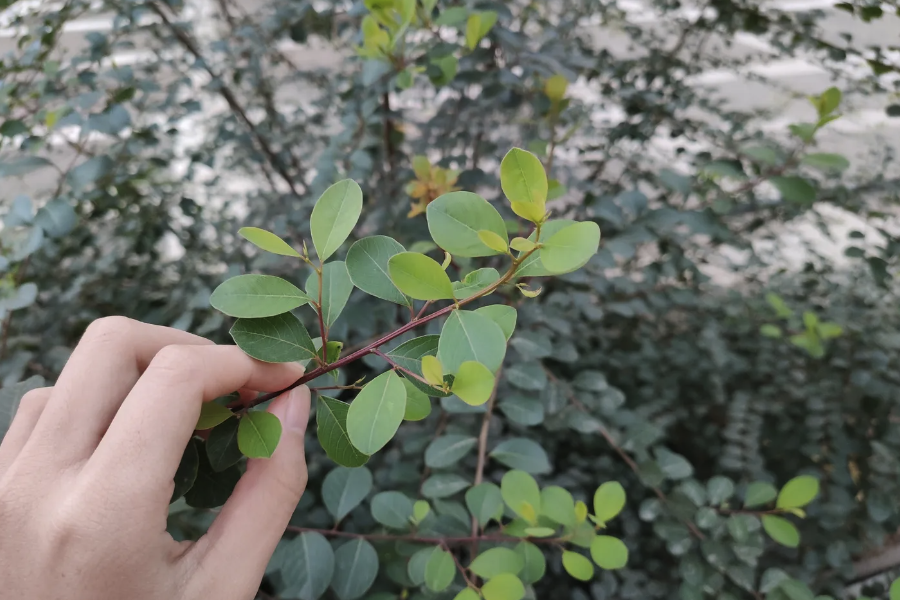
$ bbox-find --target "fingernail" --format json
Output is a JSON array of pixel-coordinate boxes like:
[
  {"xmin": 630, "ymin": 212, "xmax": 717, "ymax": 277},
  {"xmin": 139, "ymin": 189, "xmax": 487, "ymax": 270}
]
[{"xmin": 283, "ymin": 387, "xmax": 310, "ymax": 432}]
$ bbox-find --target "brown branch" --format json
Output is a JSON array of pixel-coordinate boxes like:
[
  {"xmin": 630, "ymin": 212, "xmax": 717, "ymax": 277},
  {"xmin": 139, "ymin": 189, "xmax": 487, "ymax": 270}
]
[
  {"xmin": 316, "ymin": 267, "xmax": 328, "ymax": 362},
  {"xmin": 470, "ymin": 377, "xmax": 500, "ymax": 557},
  {"xmin": 371, "ymin": 347, "xmax": 442, "ymax": 391}
]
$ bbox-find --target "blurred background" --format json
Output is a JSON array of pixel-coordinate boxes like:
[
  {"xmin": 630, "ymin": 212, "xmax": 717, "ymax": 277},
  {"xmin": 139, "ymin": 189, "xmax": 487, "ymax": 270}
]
[{"xmin": 0, "ymin": 0, "xmax": 899, "ymax": 598}]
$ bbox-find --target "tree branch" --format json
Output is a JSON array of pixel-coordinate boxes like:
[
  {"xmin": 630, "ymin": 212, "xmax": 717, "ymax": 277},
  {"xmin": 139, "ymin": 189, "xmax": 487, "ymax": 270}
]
[{"xmin": 470, "ymin": 377, "xmax": 500, "ymax": 557}]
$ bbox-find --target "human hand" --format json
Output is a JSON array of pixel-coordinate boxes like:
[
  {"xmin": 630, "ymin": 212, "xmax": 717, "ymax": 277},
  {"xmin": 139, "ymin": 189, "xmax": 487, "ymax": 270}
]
[{"xmin": 0, "ymin": 316, "xmax": 311, "ymax": 600}]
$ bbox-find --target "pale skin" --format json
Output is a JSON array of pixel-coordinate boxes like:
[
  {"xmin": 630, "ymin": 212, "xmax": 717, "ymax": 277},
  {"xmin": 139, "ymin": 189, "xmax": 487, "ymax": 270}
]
[{"xmin": 0, "ymin": 316, "xmax": 311, "ymax": 600}]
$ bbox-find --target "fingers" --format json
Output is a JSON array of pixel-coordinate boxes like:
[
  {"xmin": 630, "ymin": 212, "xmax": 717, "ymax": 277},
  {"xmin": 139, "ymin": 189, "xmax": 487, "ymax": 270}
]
[
  {"xmin": 32, "ymin": 317, "xmax": 212, "ymax": 465},
  {"xmin": 86, "ymin": 345, "xmax": 305, "ymax": 498},
  {"xmin": 0, "ymin": 388, "xmax": 51, "ymax": 476},
  {"xmin": 195, "ymin": 386, "xmax": 311, "ymax": 592}
]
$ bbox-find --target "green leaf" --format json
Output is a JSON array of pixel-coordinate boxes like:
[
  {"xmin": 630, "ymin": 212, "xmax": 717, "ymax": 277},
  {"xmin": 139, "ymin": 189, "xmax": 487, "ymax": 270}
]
[
  {"xmin": 590, "ymin": 536, "xmax": 628, "ymax": 569},
  {"xmin": 403, "ymin": 379, "xmax": 432, "ymax": 420},
  {"xmin": 184, "ymin": 443, "xmax": 241, "ymax": 508},
  {"xmin": 452, "ymin": 361, "xmax": 495, "ymax": 405},
  {"xmin": 761, "ymin": 324, "xmax": 782, "ymax": 338},
  {"xmin": 424, "ymin": 548, "xmax": 456, "ymax": 592},
  {"xmin": 331, "ymin": 539, "xmax": 379, "ymax": 600},
  {"xmin": 475, "ymin": 305, "xmax": 517, "ymax": 340},
  {"xmin": 707, "ymin": 476, "xmax": 735, "ymax": 505},
  {"xmin": 414, "ymin": 500, "xmax": 431, "ymax": 523},
  {"xmin": 34, "ymin": 198, "xmax": 76, "ymax": 238},
  {"xmin": 498, "ymin": 395, "xmax": 544, "ymax": 426},
  {"xmin": 743, "ymin": 145, "xmax": 782, "ymax": 165},
  {"xmin": 776, "ymin": 475, "xmax": 819, "ymax": 509},
  {"xmin": 745, "ymin": 482, "xmax": 778, "ymax": 507},
  {"xmin": 470, "ymin": 547, "xmax": 524, "ymax": 579},
  {"xmin": 408, "ymin": 547, "xmax": 435, "ymax": 586},
  {"xmin": 346, "ymin": 236, "xmax": 411, "ymax": 306},
  {"xmin": 238, "ymin": 227, "xmax": 301, "ymax": 257},
  {"xmin": 435, "ymin": 6, "xmax": 468, "ymax": 25},
  {"xmin": 317, "ymin": 396, "xmax": 369, "ymax": 467},
  {"xmin": 452, "ymin": 268, "xmax": 500, "ymax": 300},
  {"xmin": 501, "ymin": 470, "xmax": 541, "ymax": 520},
  {"xmin": 562, "ymin": 551, "xmax": 594, "ymax": 581},
  {"xmin": 593, "ymin": 481, "xmax": 626, "ymax": 523},
  {"xmin": 539, "ymin": 221, "xmax": 601, "ymax": 274},
  {"xmin": 515, "ymin": 542, "xmax": 546, "ymax": 585},
  {"xmin": 770, "ymin": 176, "xmax": 817, "ymax": 204},
  {"xmin": 196, "ymin": 402, "xmax": 234, "ymax": 430},
  {"xmin": 237, "ymin": 411, "xmax": 282, "ymax": 458},
  {"xmin": 541, "ymin": 485, "xmax": 576, "ymax": 527},
  {"xmin": 490, "ymin": 438, "xmax": 551, "ymax": 474},
  {"xmin": 322, "ymin": 466, "xmax": 373, "ymax": 522},
  {"xmin": 388, "ymin": 252, "xmax": 455, "ymax": 300},
  {"xmin": 818, "ymin": 86, "xmax": 842, "ymax": 115},
  {"xmin": 425, "ymin": 434, "xmax": 478, "ymax": 468},
  {"xmin": 762, "ymin": 515, "xmax": 800, "ymax": 547},
  {"xmin": 346, "ymin": 370, "xmax": 407, "ymax": 454},
  {"xmin": 500, "ymin": 148, "xmax": 548, "ymax": 208},
  {"xmin": 210, "ymin": 274, "xmax": 310, "ymax": 318},
  {"xmin": 545, "ymin": 74, "xmax": 568, "ymax": 101},
  {"xmin": 422, "ymin": 473, "xmax": 470, "ymax": 498},
  {"xmin": 426, "ymin": 191, "xmax": 508, "ymax": 257},
  {"xmin": 422, "ymin": 354, "xmax": 444, "ymax": 386},
  {"xmin": 478, "ymin": 230, "xmax": 508, "ymax": 253},
  {"xmin": 466, "ymin": 482, "xmax": 504, "ymax": 526},
  {"xmin": 482, "ymin": 573, "xmax": 526, "ymax": 600},
  {"xmin": 273, "ymin": 532, "xmax": 335, "ymax": 600},
  {"xmin": 306, "ymin": 261, "xmax": 354, "ymax": 328},
  {"xmin": 370, "ymin": 491, "xmax": 414, "ymax": 529},
  {"xmin": 230, "ymin": 313, "xmax": 318, "ymax": 363},
  {"xmin": 889, "ymin": 578, "xmax": 900, "ymax": 600},
  {"xmin": 310, "ymin": 179, "xmax": 363, "ymax": 262},
  {"xmin": 779, "ymin": 579, "xmax": 815, "ymax": 600},
  {"xmin": 465, "ymin": 10, "xmax": 497, "ymax": 49},
  {"xmin": 515, "ymin": 219, "xmax": 577, "ymax": 277},
  {"xmin": 438, "ymin": 310, "xmax": 507, "ymax": 373},
  {"xmin": 206, "ymin": 417, "xmax": 244, "ymax": 472},
  {"xmin": 171, "ymin": 438, "xmax": 200, "ymax": 502},
  {"xmin": 454, "ymin": 589, "xmax": 480, "ymax": 600},
  {"xmin": 387, "ymin": 335, "xmax": 451, "ymax": 398},
  {"xmin": 801, "ymin": 153, "xmax": 850, "ymax": 172},
  {"xmin": 524, "ymin": 526, "xmax": 555, "ymax": 537}
]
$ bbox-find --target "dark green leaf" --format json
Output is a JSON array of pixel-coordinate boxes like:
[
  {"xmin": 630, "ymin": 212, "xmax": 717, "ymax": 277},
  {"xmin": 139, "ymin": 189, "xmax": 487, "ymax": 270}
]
[
  {"xmin": 211, "ymin": 274, "xmax": 310, "ymax": 318},
  {"xmin": 490, "ymin": 438, "xmax": 551, "ymax": 474},
  {"xmin": 317, "ymin": 396, "xmax": 369, "ymax": 467},
  {"xmin": 184, "ymin": 443, "xmax": 241, "ymax": 508},
  {"xmin": 322, "ymin": 466, "xmax": 373, "ymax": 522},
  {"xmin": 466, "ymin": 482, "xmax": 503, "ymax": 526},
  {"xmin": 515, "ymin": 542, "xmax": 546, "ymax": 585},
  {"xmin": 370, "ymin": 491, "xmax": 414, "ymax": 529},
  {"xmin": 425, "ymin": 434, "xmax": 478, "ymax": 468},
  {"xmin": 744, "ymin": 482, "xmax": 778, "ymax": 508},
  {"xmin": 306, "ymin": 261, "xmax": 354, "ymax": 328},
  {"xmin": 273, "ymin": 532, "xmax": 335, "ymax": 600},
  {"xmin": 331, "ymin": 538, "xmax": 378, "ymax": 600},
  {"xmin": 770, "ymin": 176, "xmax": 816, "ymax": 204},
  {"xmin": 206, "ymin": 417, "xmax": 244, "ymax": 472},
  {"xmin": 171, "ymin": 438, "xmax": 200, "ymax": 502},
  {"xmin": 230, "ymin": 313, "xmax": 318, "ymax": 362},
  {"xmin": 452, "ymin": 267, "xmax": 500, "ymax": 299},
  {"xmin": 422, "ymin": 473, "xmax": 470, "ymax": 499},
  {"xmin": 346, "ymin": 236, "xmax": 411, "ymax": 306}
]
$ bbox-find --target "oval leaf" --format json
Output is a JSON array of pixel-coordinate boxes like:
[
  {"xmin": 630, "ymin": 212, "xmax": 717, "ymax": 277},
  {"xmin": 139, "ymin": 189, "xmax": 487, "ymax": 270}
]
[
  {"xmin": 370, "ymin": 491, "xmax": 414, "ymax": 529},
  {"xmin": 171, "ymin": 438, "xmax": 200, "ymax": 503},
  {"xmin": 541, "ymin": 486, "xmax": 576, "ymax": 527},
  {"xmin": 275, "ymin": 531, "xmax": 335, "ymax": 600},
  {"xmin": 346, "ymin": 236, "xmax": 411, "ymax": 306},
  {"xmin": 425, "ymin": 434, "xmax": 478, "ymax": 468},
  {"xmin": 745, "ymin": 481, "xmax": 778, "ymax": 508},
  {"xmin": 403, "ymin": 379, "xmax": 432, "ymax": 421},
  {"xmin": 346, "ymin": 370, "xmax": 407, "ymax": 454},
  {"xmin": 762, "ymin": 515, "xmax": 800, "ymax": 547},
  {"xmin": 593, "ymin": 481, "xmax": 626, "ymax": 523},
  {"xmin": 475, "ymin": 305, "xmax": 517, "ymax": 340},
  {"xmin": 331, "ymin": 538, "xmax": 379, "ymax": 600},
  {"xmin": 478, "ymin": 229, "xmax": 509, "ymax": 253},
  {"xmin": 452, "ymin": 361, "xmax": 495, "ymax": 405},
  {"xmin": 424, "ymin": 548, "xmax": 456, "ymax": 592},
  {"xmin": 426, "ymin": 191, "xmax": 508, "ymax": 257},
  {"xmin": 237, "ymin": 411, "xmax": 282, "ymax": 458},
  {"xmin": 562, "ymin": 551, "xmax": 594, "ymax": 581},
  {"xmin": 515, "ymin": 219, "xmax": 575, "ymax": 277},
  {"xmin": 452, "ymin": 267, "xmax": 501, "ymax": 300},
  {"xmin": 501, "ymin": 470, "xmax": 541, "ymax": 520},
  {"xmin": 196, "ymin": 402, "xmax": 234, "ymax": 430},
  {"xmin": 590, "ymin": 536, "xmax": 628, "ymax": 569},
  {"xmin": 306, "ymin": 261, "xmax": 354, "ymax": 328},
  {"xmin": 387, "ymin": 335, "xmax": 452, "ymax": 398},
  {"xmin": 206, "ymin": 417, "xmax": 244, "ymax": 472},
  {"xmin": 466, "ymin": 482, "xmax": 504, "ymax": 526},
  {"xmin": 311, "ymin": 179, "xmax": 363, "ymax": 261},
  {"xmin": 776, "ymin": 475, "xmax": 819, "ymax": 509},
  {"xmin": 515, "ymin": 541, "xmax": 546, "ymax": 585},
  {"xmin": 230, "ymin": 313, "xmax": 318, "ymax": 363},
  {"xmin": 490, "ymin": 438, "xmax": 551, "ymax": 474},
  {"xmin": 422, "ymin": 354, "xmax": 445, "ymax": 386},
  {"xmin": 470, "ymin": 547, "xmax": 524, "ymax": 579},
  {"xmin": 501, "ymin": 148, "xmax": 548, "ymax": 207},
  {"xmin": 482, "ymin": 573, "xmax": 526, "ymax": 600},
  {"xmin": 388, "ymin": 252, "xmax": 455, "ymax": 300},
  {"xmin": 322, "ymin": 466, "xmax": 373, "ymax": 522},
  {"xmin": 539, "ymin": 221, "xmax": 600, "ymax": 275},
  {"xmin": 210, "ymin": 274, "xmax": 310, "ymax": 318},
  {"xmin": 317, "ymin": 396, "xmax": 369, "ymax": 467},
  {"xmin": 770, "ymin": 175, "xmax": 816, "ymax": 204},
  {"xmin": 239, "ymin": 227, "xmax": 301, "ymax": 257},
  {"xmin": 438, "ymin": 310, "xmax": 507, "ymax": 373}
]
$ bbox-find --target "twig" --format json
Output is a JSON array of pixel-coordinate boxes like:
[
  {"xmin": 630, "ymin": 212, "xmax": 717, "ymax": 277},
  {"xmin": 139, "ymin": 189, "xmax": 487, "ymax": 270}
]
[
  {"xmin": 443, "ymin": 541, "xmax": 477, "ymax": 589},
  {"xmin": 316, "ymin": 267, "xmax": 328, "ymax": 362},
  {"xmin": 371, "ymin": 347, "xmax": 441, "ymax": 390},
  {"xmin": 470, "ymin": 377, "xmax": 500, "ymax": 557}
]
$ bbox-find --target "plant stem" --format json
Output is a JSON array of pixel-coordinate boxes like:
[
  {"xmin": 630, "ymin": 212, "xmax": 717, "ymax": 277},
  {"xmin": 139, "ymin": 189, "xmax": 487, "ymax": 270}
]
[
  {"xmin": 470, "ymin": 377, "xmax": 499, "ymax": 557},
  {"xmin": 371, "ymin": 347, "xmax": 441, "ymax": 390},
  {"xmin": 316, "ymin": 266, "xmax": 328, "ymax": 363}
]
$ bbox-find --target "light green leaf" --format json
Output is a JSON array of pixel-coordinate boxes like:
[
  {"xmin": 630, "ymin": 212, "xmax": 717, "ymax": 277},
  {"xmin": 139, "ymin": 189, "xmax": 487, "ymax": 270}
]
[
  {"xmin": 515, "ymin": 542, "xmax": 546, "ymax": 585},
  {"xmin": 424, "ymin": 548, "xmax": 456, "ymax": 592},
  {"xmin": 475, "ymin": 305, "xmax": 517, "ymax": 340},
  {"xmin": 426, "ymin": 191, "xmax": 508, "ymax": 257},
  {"xmin": 310, "ymin": 179, "xmax": 363, "ymax": 262},
  {"xmin": 206, "ymin": 418, "xmax": 243, "ymax": 472},
  {"xmin": 801, "ymin": 152, "xmax": 850, "ymax": 172},
  {"xmin": 524, "ymin": 526, "xmax": 555, "ymax": 537},
  {"xmin": 590, "ymin": 536, "xmax": 628, "ymax": 569},
  {"xmin": 452, "ymin": 268, "xmax": 500, "ymax": 300},
  {"xmin": 237, "ymin": 411, "xmax": 282, "ymax": 458},
  {"xmin": 196, "ymin": 402, "xmax": 233, "ymax": 430},
  {"xmin": 541, "ymin": 486, "xmax": 576, "ymax": 527},
  {"xmin": 593, "ymin": 481, "xmax": 626, "ymax": 523},
  {"xmin": 478, "ymin": 229, "xmax": 508, "ymax": 253},
  {"xmin": 539, "ymin": 221, "xmax": 601, "ymax": 275},
  {"xmin": 438, "ymin": 310, "xmax": 507, "ymax": 373},
  {"xmin": 238, "ymin": 227, "xmax": 301, "ymax": 257},
  {"xmin": 501, "ymin": 470, "xmax": 541, "ymax": 519},
  {"xmin": 762, "ymin": 515, "xmax": 800, "ymax": 547},
  {"xmin": 412, "ymin": 500, "xmax": 431, "ymax": 524},
  {"xmin": 230, "ymin": 313, "xmax": 318, "ymax": 363},
  {"xmin": 346, "ymin": 236, "xmax": 411, "ymax": 306},
  {"xmin": 515, "ymin": 219, "xmax": 576, "ymax": 277},
  {"xmin": 761, "ymin": 324, "xmax": 783, "ymax": 338},
  {"xmin": 776, "ymin": 475, "xmax": 819, "ymax": 509},
  {"xmin": 388, "ymin": 252, "xmax": 455, "ymax": 300},
  {"xmin": 274, "ymin": 532, "xmax": 335, "ymax": 600},
  {"xmin": 745, "ymin": 481, "xmax": 778, "ymax": 508},
  {"xmin": 422, "ymin": 473, "xmax": 470, "ymax": 498},
  {"xmin": 454, "ymin": 589, "xmax": 480, "ymax": 600},
  {"xmin": 452, "ymin": 361, "xmax": 495, "ymax": 405},
  {"xmin": 510, "ymin": 237, "xmax": 536, "ymax": 253},
  {"xmin": 465, "ymin": 10, "xmax": 497, "ymax": 49},
  {"xmin": 466, "ymin": 482, "xmax": 504, "ymax": 526},
  {"xmin": 482, "ymin": 573, "xmax": 526, "ymax": 600},
  {"xmin": 317, "ymin": 396, "xmax": 369, "ymax": 468},
  {"xmin": 490, "ymin": 438, "xmax": 551, "ymax": 474},
  {"xmin": 889, "ymin": 578, "xmax": 900, "ymax": 600},
  {"xmin": 422, "ymin": 354, "xmax": 445, "ymax": 386},
  {"xmin": 387, "ymin": 335, "xmax": 451, "ymax": 398},
  {"xmin": 346, "ymin": 371, "xmax": 407, "ymax": 454},
  {"xmin": 331, "ymin": 538, "xmax": 378, "ymax": 600},
  {"xmin": 562, "ymin": 551, "xmax": 594, "ymax": 581},
  {"xmin": 370, "ymin": 491, "xmax": 414, "ymax": 529},
  {"xmin": 210, "ymin": 274, "xmax": 310, "ymax": 318},
  {"xmin": 322, "ymin": 466, "xmax": 373, "ymax": 522},
  {"xmin": 470, "ymin": 547, "xmax": 523, "ymax": 579},
  {"xmin": 306, "ymin": 261, "xmax": 354, "ymax": 328},
  {"xmin": 500, "ymin": 148, "xmax": 548, "ymax": 208},
  {"xmin": 403, "ymin": 379, "xmax": 432, "ymax": 421},
  {"xmin": 770, "ymin": 176, "xmax": 817, "ymax": 204},
  {"xmin": 425, "ymin": 434, "xmax": 478, "ymax": 468}
]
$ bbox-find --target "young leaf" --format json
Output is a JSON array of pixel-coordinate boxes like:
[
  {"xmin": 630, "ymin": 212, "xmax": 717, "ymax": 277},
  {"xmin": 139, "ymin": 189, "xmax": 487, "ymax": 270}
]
[
  {"xmin": 470, "ymin": 547, "xmax": 524, "ymax": 579},
  {"xmin": 776, "ymin": 475, "xmax": 819, "ymax": 509},
  {"xmin": 466, "ymin": 482, "xmax": 504, "ymax": 526},
  {"xmin": 501, "ymin": 148, "xmax": 548, "ymax": 208},
  {"xmin": 590, "ymin": 536, "xmax": 628, "ymax": 569},
  {"xmin": 478, "ymin": 229, "xmax": 509, "ymax": 253},
  {"xmin": 412, "ymin": 500, "xmax": 430, "ymax": 524},
  {"xmin": 346, "ymin": 370, "xmax": 407, "ymax": 454},
  {"xmin": 184, "ymin": 443, "xmax": 241, "ymax": 508},
  {"xmin": 593, "ymin": 481, "xmax": 626, "ymax": 523},
  {"xmin": 346, "ymin": 235, "xmax": 412, "ymax": 306},
  {"xmin": 441, "ymin": 252, "xmax": 452, "ymax": 269},
  {"xmin": 422, "ymin": 355, "xmax": 445, "ymax": 386},
  {"xmin": 515, "ymin": 542, "xmax": 546, "ymax": 585},
  {"xmin": 745, "ymin": 481, "xmax": 778, "ymax": 508},
  {"xmin": 388, "ymin": 252, "xmax": 455, "ymax": 300},
  {"xmin": 387, "ymin": 335, "xmax": 452, "ymax": 398},
  {"xmin": 544, "ymin": 74, "xmax": 568, "ymax": 101},
  {"xmin": 510, "ymin": 237, "xmax": 535, "ymax": 252},
  {"xmin": 481, "ymin": 573, "xmax": 526, "ymax": 600},
  {"xmin": 331, "ymin": 538, "xmax": 379, "ymax": 600},
  {"xmin": 196, "ymin": 402, "xmax": 233, "ymax": 430},
  {"xmin": 562, "ymin": 551, "xmax": 594, "ymax": 581},
  {"xmin": 310, "ymin": 179, "xmax": 363, "ymax": 262},
  {"xmin": 452, "ymin": 361, "xmax": 495, "ymax": 405},
  {"xmin": 475, "ymin": 305, "xmax": 517, "ymax": 340},
  {"xmin": 237, "ymin": 411, "xmax": 282, "ymax": 459},
  {"xmin": 516, "ymin": 283, "xmax": 542, "ymax": 298},
  {"xmin": 453, "ymin": 268, "xmax": 500, "ymax": 300},
  {"xmin": 206, "ymin": 417, "xmax": 243, "ymax": 472},
  {"xmin": 426, "ymin": 191, "xmax": 508, "ymax": 257},
  {"xmin": 762, "ymin": 515, "xmax": 800, "ymax": 547},
  {"xmin": 210, "ymin": 274, "xmax": 310, "ymax": 318},
  {"xmin": 425, "ymin": 434, "xmax": 478, "ymax": 468},
  {"xmin": 510, "ymin": 201, "xmax": 545, "ymax": 224},
  {"xmin": 306, "ymin": 261, "xmax": 354, "ymax": 328},
  {"xmin": 230, "ymin": 313, "xmax": 318, "ymax": 363},
  {"xmin": 490, "ymin": 438, "xmax": 551, "ymax": 474},
  {"xmin": 515, "ymin": 219, "xmax": 575, "ymax": 277},
  {"xmin": 454, "ymin": 589, "xmax": 480, "ymax": 600},
  {"xmin": 438, "ymin": 310, "xmax": 507, "ymax": 373},
  {"xmin": 403, "ymin": 379, "xmax": 432, "ymax": 421},
  {"xmin": 317, "ymin": 396, "xmax": 369, "ymax": 467},
  {"xmin": 370, "ymin": 491, "xmax": 414, "ymax": 529},
  {"xmin": 539, "ymin": 221, "xmax": 601, "ymax": 274},
  {"xmin": 575, "ymin": 501, "xmax": 588, "ymax": 523},
  {"xmin": 238, "ymin": 227, "xmax": 301, "ymax": 257},
  {"xmin": 322, "ymin": 466, "xmax": 373, "ymax": 522},
  {"xmin": 424, "ymin": 548, "xmax": 456, "ymax": 592},
  {"xmin": 541, "ymin": 486, "xmax": 576, "ymax": 527},
  {"xmin": 501, "ymin": 470, "xmax": 541, "ymax": 520}
]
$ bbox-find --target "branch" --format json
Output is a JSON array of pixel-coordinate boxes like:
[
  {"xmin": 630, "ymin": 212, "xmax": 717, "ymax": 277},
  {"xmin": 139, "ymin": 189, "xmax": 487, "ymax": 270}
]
[
  {"xmin": 470, "ymin": 377, "xmax": 500, "ymax": 557},
  {"xmin": 371, "ymin": 347, "xmax": 441, "ymax": 391}
]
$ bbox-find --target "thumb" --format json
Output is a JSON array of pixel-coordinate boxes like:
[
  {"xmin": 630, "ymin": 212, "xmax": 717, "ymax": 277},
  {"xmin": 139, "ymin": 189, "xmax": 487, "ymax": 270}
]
[{"xmin": 197, "ymin": 386, "xmax": 311, "ymax": 589}]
